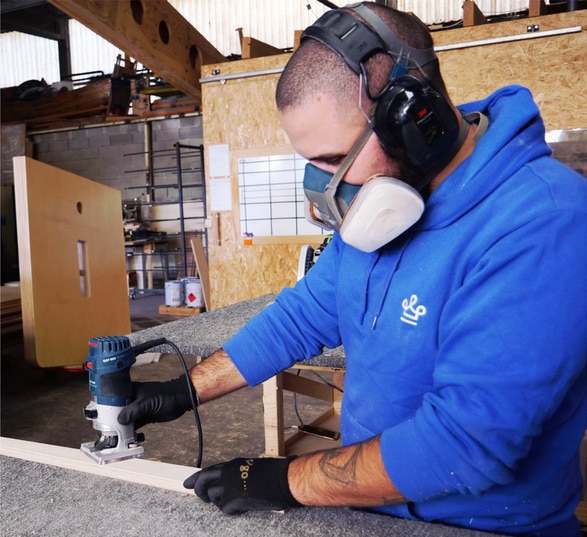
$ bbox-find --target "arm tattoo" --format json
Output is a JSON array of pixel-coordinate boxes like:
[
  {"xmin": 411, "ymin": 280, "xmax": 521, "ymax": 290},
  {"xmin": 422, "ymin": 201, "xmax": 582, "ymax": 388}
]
[{"xmin": 317, "ymin": 444, "xmax": 364, "ymax": 486}]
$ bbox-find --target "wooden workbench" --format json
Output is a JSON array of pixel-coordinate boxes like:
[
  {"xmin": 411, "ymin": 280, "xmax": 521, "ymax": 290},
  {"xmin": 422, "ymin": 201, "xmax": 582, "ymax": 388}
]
[{"xmin": 0, "ymin": 438, "xmax": 502, "ymax": 537}]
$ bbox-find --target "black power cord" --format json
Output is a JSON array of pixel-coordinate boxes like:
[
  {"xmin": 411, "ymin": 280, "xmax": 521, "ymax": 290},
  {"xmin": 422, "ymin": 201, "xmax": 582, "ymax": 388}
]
[
  {"xmin": 132, "ymin": 337, "xmax": 203, "ymax": 468},
  {"xmin": 290, "ymin": 369, "xmax": 343, "ymax": 441}
]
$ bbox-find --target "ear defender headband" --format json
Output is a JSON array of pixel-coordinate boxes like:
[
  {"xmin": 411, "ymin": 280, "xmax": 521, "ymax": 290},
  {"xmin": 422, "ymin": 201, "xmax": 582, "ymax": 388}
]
[
  {"xmin": 301, "ymin": 3, "xmax": 465, "ymax": 175},
  {"xmin": 300, "ymin": 3, "xmax": 469, "ymax": 252}
]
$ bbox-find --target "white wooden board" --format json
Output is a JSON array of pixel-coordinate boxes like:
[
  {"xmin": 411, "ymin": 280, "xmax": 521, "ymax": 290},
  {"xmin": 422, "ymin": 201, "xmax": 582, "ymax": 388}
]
[{"xmin": 0, "ymin": 437, "xmax": 196, "ymax": 493}]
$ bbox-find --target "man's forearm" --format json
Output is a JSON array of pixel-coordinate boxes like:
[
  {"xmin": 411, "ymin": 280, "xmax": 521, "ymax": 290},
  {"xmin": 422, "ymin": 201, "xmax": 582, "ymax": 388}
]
[
  {"xmin": 189, "ymin": 349, "xmax": 248, "ymax": 403},
  {"xmin": 288, "ymin": 435, "xmax": 407, "ymax": 508}
]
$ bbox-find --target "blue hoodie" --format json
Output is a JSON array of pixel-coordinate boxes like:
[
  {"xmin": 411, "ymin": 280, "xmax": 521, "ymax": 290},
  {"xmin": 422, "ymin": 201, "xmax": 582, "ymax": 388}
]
[{"xmin": 224, "ymin": 86, "xmax": 587, "ymax": 536}]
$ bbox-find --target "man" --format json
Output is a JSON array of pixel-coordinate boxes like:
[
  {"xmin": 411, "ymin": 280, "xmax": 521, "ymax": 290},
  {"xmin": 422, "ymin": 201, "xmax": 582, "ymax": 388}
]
[{"xmin": 119, "ymin": 3, "xmax": 587, "ymax": 536}]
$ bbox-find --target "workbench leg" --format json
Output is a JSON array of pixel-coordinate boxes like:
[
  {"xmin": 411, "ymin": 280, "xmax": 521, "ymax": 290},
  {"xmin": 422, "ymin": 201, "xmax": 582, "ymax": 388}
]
[
  {"xmin": 332, "ymin": 371, "xmax": 344, "ymax": 414},
  {"xmin": 262, "ymin": 373, "xmax": 285, "ymax": 457}
]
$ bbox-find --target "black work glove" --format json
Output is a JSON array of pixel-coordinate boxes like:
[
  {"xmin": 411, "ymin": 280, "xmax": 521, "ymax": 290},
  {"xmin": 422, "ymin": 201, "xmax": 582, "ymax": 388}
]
[
  {"xmin": 183, "ymin": 457, "xmax": 303, "ymax": 515},
  {"xmin": 117, "ymin": 374, "xmax": 195, "ymax": 429}
]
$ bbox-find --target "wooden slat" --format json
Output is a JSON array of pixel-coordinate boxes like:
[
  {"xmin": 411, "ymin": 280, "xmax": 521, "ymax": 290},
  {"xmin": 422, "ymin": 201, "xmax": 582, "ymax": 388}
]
[
  {"xmin": 262, "ymin": 373, "xmax": 285, "ymax": 457},
  {"xmin": 190, "ymin": 236, "xmax": 211, "ymax": 311},
  {"xmin": 282, "ymin": 371, "xmax": 335, "ymax": 403},
  {"xmin": 242, "ymin": 36, "xmax": 283, "ymax": 59},
  {"xmin": 1, "ymin": 286, "xmax": 21, "ymax": 305},
  {"xmin": 158, "ymin": 305, "xmax": 204, "ymax": 316},
  {"xmin": 284, "ymin": 411, "xmax": 342, "ymax": 456},
  {"xmin": 0, "ymin": 437, "xmax": 196, "ymax": 492},
  {"xmin": 49, "ymin": 0, "xmax": 226, "ymax": 100}
]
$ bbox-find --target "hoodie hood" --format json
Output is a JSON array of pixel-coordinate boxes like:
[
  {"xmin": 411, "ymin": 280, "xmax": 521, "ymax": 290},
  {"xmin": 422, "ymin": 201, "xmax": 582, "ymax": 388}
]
[{"xmin": 419, "ymin": 85, "xmax": 552, "ymax": 230}]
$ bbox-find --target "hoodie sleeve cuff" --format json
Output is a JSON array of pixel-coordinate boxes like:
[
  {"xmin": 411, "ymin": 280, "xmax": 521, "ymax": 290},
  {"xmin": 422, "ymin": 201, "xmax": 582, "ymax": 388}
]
[
  {"xmin": 380, "ymin": 419, "xmax": 451, "ymax": 503},
  {"xmin": 223, "ymin": 324, "xmax": 288, "ymax": 387}
]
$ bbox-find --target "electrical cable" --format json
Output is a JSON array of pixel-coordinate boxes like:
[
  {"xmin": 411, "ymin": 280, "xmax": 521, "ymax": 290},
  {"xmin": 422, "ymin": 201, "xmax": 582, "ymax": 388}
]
[
  {"xmin": 132, "ymin": 337, "xmax": 203, "ymax": 468},
  {"xmin": 307, "ymin": 369, "xmax": 344, "ymax": 393},
  {"xmin": 291, "ymin": 368, "xmax": 344, "ymax": 430},
  {"xmin": 161, "ymin": 338, "xmax": 204, "ymax": 469}
]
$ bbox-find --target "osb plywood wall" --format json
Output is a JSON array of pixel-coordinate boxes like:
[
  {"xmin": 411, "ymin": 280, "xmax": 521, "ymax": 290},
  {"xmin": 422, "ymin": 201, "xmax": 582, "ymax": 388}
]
[
  {"xmin": 433, "ymin": 11, "xmax": 587, "ymax": 131},
  {"xmin": 202, "ymin": 10, "xmax": 587, "ymax": 309},
  {"xmin": 201, "ymin": 56, "xmax": 294, "ymax": 309}
]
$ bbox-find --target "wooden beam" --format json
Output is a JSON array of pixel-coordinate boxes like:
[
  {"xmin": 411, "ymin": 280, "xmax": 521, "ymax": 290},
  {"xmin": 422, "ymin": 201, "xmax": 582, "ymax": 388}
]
[
  {"xmin": 463, "ymin": 1, "xmax": 487, "ymax": 27},
  {"xmin": 48, "ymin": 0, "xmax": 226, "ymax": 100},
  {"xmin": 282, "ymin": 371, "xmax": 335, "ymax": 403}
]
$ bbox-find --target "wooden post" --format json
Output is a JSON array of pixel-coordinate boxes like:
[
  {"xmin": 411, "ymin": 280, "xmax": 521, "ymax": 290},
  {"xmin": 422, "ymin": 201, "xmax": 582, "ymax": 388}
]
[
  {"xmin": 241, "ymin": 37, "xmax": 282, "ymax": 59},
  {"xmin": 529, "ymin": 0, "xmax": 548, "ymax": 17},
  {"xmin": 463, "ymin": 1, "xmax": 487, "ymax": 27}
]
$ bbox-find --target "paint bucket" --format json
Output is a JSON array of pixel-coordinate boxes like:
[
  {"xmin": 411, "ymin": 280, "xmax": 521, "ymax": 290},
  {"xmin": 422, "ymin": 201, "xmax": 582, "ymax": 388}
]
[
  {"xmin": 164, "ymin": 280, "xmax": 184, "ymax": 307},
  {"xmin": 184, "ymin": 277, "xmax": 203, "ymax": 308}
]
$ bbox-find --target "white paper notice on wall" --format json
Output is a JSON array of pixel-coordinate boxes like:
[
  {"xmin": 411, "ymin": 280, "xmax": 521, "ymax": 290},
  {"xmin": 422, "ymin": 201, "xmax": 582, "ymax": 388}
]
[
  {"xmin": 208, "ymin": 144, "xmax": 230, "ymax": 177},
  {"xmin": 210, "ymin": 178, "xmax": 233, "ymax": 212}
]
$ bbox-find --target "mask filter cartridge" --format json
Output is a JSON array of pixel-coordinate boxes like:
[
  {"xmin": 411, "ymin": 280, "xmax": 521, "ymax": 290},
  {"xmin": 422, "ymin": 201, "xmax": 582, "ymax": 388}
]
[
  {"xmin": 339, "ymin": 175, "xmax": 424, "ymax": 252},
  {"xmin": 303, "ymin": 163, "xmax": 424, "ymax": 252}
]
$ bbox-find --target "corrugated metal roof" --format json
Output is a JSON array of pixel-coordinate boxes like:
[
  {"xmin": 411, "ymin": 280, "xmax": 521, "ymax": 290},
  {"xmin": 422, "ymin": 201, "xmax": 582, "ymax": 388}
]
[
  {"xmin": 169, "ymin": 0, "xmax": 331, "ymax": 57},
  {"xmin": 0, "ymin": 32, "xmax": 60, "ymax": 88},
  {"xmin": 0, "ymin": 1, "xmax": 550, "ymax": 88},
  {"xmin": 396, "ymin": 0, "xmax": 529, "ymax": 24}
]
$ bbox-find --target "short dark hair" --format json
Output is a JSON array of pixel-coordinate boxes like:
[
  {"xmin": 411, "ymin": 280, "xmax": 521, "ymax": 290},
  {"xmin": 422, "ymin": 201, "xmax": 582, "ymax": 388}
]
[{"xmin": 275, "ymin": 2, "xmax": 447, "ymax": 111}]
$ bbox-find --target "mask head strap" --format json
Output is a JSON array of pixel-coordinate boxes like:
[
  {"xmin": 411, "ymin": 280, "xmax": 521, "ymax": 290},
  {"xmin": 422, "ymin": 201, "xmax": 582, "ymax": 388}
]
[
  {"xmin": 324, "ymin": 123, "xmax": 373, "ymax": 227},
  {"xmin": 349, "ymin": 3, "xmax": 436, "ymax": 69},
  {"xmin": 301, "ymin": 4, "xmax": 436, "ymax": 75}
]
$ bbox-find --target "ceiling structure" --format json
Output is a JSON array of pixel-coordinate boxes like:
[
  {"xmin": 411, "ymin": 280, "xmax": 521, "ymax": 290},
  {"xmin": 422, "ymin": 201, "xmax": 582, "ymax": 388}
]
[
  {"xmin": 1, "ymin": 0, "xmax": 72, "ymax": 78},
  {"xmin": 1, "ymin": 0, "xmax": 584, "ymax": 100}
]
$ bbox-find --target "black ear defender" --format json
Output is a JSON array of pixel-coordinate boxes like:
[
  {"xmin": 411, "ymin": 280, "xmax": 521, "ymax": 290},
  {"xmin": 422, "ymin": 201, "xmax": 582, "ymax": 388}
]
[
  {"xmin": 301, "ymin": 2, "xmax": 463, "ymax": 177},
  {"xmin": 372, "ymin": 75, "xmax": 461, "ymax": 171}
]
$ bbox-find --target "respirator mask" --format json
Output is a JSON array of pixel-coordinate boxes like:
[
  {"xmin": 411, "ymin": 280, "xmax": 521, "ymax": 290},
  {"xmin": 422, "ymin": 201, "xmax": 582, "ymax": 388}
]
[{"xmin": 303, "ymin": 123, "xmax": 425, "ymax": 253}]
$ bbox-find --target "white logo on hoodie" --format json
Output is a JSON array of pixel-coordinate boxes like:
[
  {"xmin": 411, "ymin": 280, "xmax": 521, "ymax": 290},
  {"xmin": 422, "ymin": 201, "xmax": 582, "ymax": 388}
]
[{"xmin": 401, "ymin": 294, "xmax": 427, "ymax": 326}]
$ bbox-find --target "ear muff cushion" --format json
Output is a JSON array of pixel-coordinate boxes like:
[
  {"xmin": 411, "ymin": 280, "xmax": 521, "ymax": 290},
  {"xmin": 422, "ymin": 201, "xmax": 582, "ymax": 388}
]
[
  {"xmin": 372, "ymin": 77, "xmax": 459, "ymax": 170},
  {"xmin": 339, "ymin": 176, "xmax": 424, "ymax": 252}
]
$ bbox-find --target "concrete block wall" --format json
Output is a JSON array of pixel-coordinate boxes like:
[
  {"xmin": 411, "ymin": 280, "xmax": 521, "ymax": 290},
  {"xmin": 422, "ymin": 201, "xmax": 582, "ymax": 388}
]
[
  {"xmin": 29, "ymin": 114, "xmax": 205, "ymax": 286},
  {"xmin": 30, "ymin": 114, "xmax": 204, "ymax": 201}
]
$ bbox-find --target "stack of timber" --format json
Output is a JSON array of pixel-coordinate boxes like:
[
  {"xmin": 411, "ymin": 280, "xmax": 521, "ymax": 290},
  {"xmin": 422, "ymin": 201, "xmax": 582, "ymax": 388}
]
[
  {"xmin": 143, "ymin": 95, "xmax": 201, "ymax": 118},
  {"xmin": 1, "ymin": 286, "xmax": 22, "ymax": 346},
  {"xmin": 1, "ymin": 78, "xmax": 111, "ymax": 126}
]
